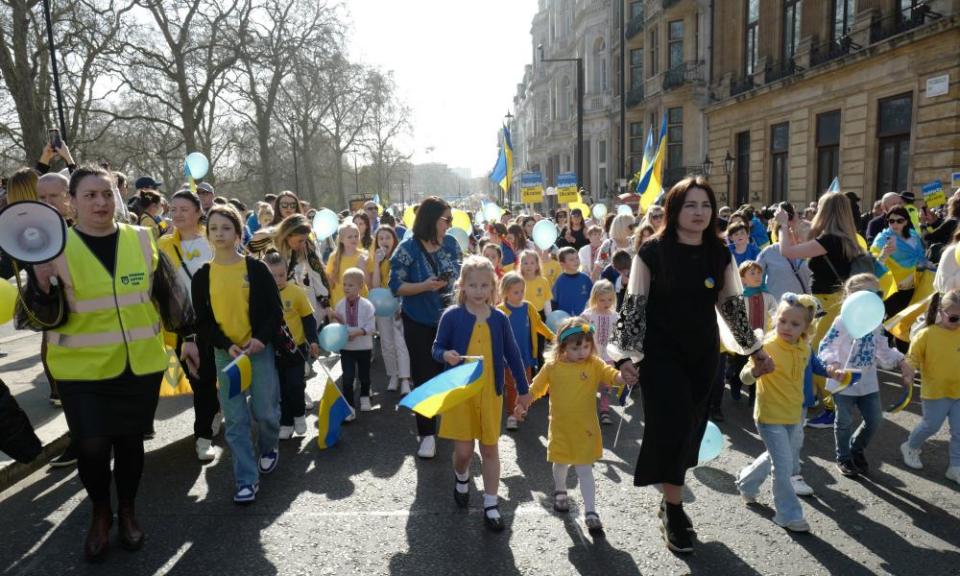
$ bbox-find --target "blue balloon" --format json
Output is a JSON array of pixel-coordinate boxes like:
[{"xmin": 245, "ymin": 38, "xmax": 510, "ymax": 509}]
[
  {"xmin": 532, "ymin": 220, "xmax": 558, "ymax": 251},
  {"xmin": 840, "ymin": 290, "xmax": 885, "ymax": 339},
  {"xmin": 483, "ymin": 202, "xmax": 502, "ymax": 222},
  {"xmin": 446, "ymin": 228, "xmax": 469, "ymax": 253},
  {"xmin": 368, "ymin": 288, "xmax": 398, "ymax": 317},
  {"xmin": 545, "ymin": 310, "xmax": 570, "ymax": 333},
  {"xmin": 617, "ymin": 204, "xmax": 633, "ymax": 216},
  {"xmin": 312, "ymin": 208, "xmax": 339, "ymax": 241},
  {"xmin": 319, "ymin": 323, "xmax": 348, "ymax": 353},
  {"xmin": 184, "ymin": 152, "xmax": 209, "ymax": 179},
  {"xmin": 698, "ymin": 420, "xmax": 724, "ymax": 465}
]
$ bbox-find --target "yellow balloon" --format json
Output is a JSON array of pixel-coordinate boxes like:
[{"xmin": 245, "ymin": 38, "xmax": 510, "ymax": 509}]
[
  {"xmin": 403, "ymin": 206, "xmax": 416, "ymax": 229},
  {"xmin": 0, "ymin": 280, "xmax": 17, "ymax": 325},
  {"xmin": 568, "ymin": 201, "xmax": 591, "ymax": 219},
  {"xmin": 451, "ymin": 209, "xmax": 472, "ymax": 234}
]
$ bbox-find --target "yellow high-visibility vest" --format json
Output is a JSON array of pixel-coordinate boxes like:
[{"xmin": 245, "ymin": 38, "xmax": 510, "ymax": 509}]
[{"xmin": 47, "ymin": 224, "xmax": 167, "ymax": 380}]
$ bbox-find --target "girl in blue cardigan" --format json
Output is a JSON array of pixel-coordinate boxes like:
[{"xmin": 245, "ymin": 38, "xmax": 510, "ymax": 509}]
[{"xmin": 432, "ymin": 256, "xmax": 530, "ymax": 532}]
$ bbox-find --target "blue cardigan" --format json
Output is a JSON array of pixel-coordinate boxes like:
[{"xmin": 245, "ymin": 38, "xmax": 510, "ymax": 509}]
[
  {"xmin": 431, "ymin": 305, "xmax": 529, "ymax": 396},
  {"xmin": 389, "ymin": 234, "xmax": 462, "ymax": 326}
]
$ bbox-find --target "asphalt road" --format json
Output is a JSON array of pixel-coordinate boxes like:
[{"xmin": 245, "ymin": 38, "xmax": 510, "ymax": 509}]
[{"xmin": 0, "ymin": 355, "xmax": 958, "ymax": 576}]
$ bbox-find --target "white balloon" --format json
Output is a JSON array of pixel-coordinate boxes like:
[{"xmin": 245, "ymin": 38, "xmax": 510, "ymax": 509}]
[{"xmin": 616, "ymin": 204, "xmax": 633, "ymax": 216}]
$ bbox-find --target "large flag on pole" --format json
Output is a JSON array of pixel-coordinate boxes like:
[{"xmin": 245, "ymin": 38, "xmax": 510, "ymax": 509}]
[
  {"xmin": 636, "ymin": 114, "xmax": 668, "ymax": 211},
  {"xmin": 489, "ymin": 125, "xmax": 513, "ymax": 194}
]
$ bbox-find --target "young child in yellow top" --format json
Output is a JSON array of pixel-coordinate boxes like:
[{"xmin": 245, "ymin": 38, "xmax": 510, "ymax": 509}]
[
  {"xmin": 497, "ymin": 272, "xmax": 555, "ymax": 432},
  {"xmin": 736, "ymin": 294, "xmax": 842, "ymax": 533},
  {"xmin": 368, "ymin": 225, "xmax": 412, "ymax": 394},
  {"xmin": 265, "ymin": 252, "xmax": 320, "ymax": 440},
  {"xmin": 326, "ymin": 221, "xmax": 367, "ymax": 306},
  {"xmin": 541, "ymin": 247, "xmax": 562, "ymax": 287},
  {"xmin": 515, "ymin": 316, "xmax": 636, "ymax": 537},
  {"xmin": 901, "ymin": 289, "xmax": 960, "ymax": 484},
  {"xmin": 519, "ymin": 249, "xmax": 553, "ymax": 316}
]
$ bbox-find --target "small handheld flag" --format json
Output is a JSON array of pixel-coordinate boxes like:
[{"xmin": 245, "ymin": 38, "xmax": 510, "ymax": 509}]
[
  {"xmin": 826, "ymin": 177, "xmax": 840, "ymax": 194},
  {"xmin": 221, "ymin": 354, "xmax": 252, "ymax": 398},
  {"xmin": 316, "ymin": 376, "xmax": 353, "ymax": 449},
  {"xmin": 399, "ymin": 360, "xmax": 484, "ymax": 418},
  {"xmin": 827, "ymin": 369, "xmax": 862, "ymax": 394}
]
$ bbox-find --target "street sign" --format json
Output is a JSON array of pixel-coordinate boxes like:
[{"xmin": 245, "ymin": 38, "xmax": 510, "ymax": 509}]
[
  {"xmin": 520, "ymin": 172, "xmax": 544, "ymax": 204},
  {"xmin": 921, "ymin": 180, "xmax": 946, "ymax": 209},
  {"xmin": 557, "ymin": 172, "xmax": 578, "ymax": 204}
]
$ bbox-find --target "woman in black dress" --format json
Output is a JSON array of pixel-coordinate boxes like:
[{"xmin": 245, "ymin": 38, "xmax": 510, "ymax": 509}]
[
  {"xmin": 615, "ymin": 177, "xmax": 772, "ymax": 553},
  {"xmin": 557, "ymin": 208, "xmax": 589, "ymax": 250}
]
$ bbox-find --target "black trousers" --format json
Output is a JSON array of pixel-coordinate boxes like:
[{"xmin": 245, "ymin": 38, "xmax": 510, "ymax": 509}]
[
  {"xmin": 340, "ymin": 349, "xmax": 371, "ymax": 408},
  {"xmin": 278, "ymin": 346, "xmax": 307, "ymax": 425},
  {"xmin": 402, "ymin": 313, "xmax": 441, "ymax": 436},
  {"xmin": 176, "ymin": 336, "xmax": 220, "ymax": 439}
]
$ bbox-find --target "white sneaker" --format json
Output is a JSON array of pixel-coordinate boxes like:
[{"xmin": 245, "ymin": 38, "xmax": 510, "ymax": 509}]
[
  {"xmin": 294, "ymin": 416, "xmax": 307, "ymax": 435},
  {"xmin": 278, "ymin": 425, "xmax": 294, "ymax": 440},
  {"xmin": 211, "ymin": 412, "xmax": 223, "ymax": 437},
  {"xmin": 774, "ymin": 517, "xmax": 810, "ymax": 533},
  {"xmin": 946, "ymin": 466, "xmax": 960, "ymax": 485},
  {"xmin": 790, "ymin": 475, "xmax": 814, "ymax": 497},
  {"xmin": 900, "ymin": 442, "xmax": 923, "ymax": 470},
  {"xmin": 304, "ymin": 391, "xmax": 314, "ymax": 411},
  {"xmin": 739, "ymin": 491, "xmax": 758, "ymax": 505},
  {"xmin": 505, "ymin": 415, "xmax": 519, "ymax": 431},
  {"xmin": 195, "ymin": 438, "xmax": 215, "ymax": 462},
  {"xmin": 400, "ymin": 379, "xmax": 412, "ymax": 396},
  {"xmin": 360, "ymin": 396, "xmax": 372, "ymax": 412},
  {"xmin": 417, "ymin": 435, "xmax": 436, "ymax": 459},
  {"xmin": 387, "ymin": 375, "xmax": 399, "ymax": 391}
]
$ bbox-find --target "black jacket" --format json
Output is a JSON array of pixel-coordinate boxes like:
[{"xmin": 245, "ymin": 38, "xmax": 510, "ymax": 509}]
[{"xmin": 191, "ymin": 256, "xmax": 283, "ymax": 351}]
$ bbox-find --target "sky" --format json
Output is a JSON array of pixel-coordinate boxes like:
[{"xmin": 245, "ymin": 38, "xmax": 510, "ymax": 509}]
[{"xmin": 346, "ymin": 0, "xmax": 539, "ymax": 178}]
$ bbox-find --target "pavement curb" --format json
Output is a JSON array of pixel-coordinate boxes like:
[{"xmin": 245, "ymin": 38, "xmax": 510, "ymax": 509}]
[
  {"xmin": 0, "ymin": 330, "xmax": 39, "ymax": 346},
  {"xmin": 0, "ymin": 430, "xmax": 71, "ymax": 494}
]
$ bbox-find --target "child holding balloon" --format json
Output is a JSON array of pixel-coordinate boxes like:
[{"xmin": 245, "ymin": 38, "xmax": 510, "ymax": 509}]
[
  {"xmin": 333, "ymin": 268, "xmax": 376, "ymax": 416},
  {"xmin": 818, "ymin": 274, "xmax": 913, "ymax": 478},
  {"xmin": 369, "ymin": 225, "xmax": 413, "ymax": 394},
  {"xmin": 736, "ymin": 293, "xmax": 842, "ymax": 532}
]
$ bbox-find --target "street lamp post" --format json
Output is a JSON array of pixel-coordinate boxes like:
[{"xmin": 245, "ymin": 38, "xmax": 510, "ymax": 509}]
[
  {"xmin": 538, "ymin": 43, "xmax": 584, "ymax": 190},
  {"xmin": 723, "ymin": 151, "xmax": 736, "ymax": 207},
  {"xmin": 701, "ymin": 154, "xmax": 714, "ymax": 178}
]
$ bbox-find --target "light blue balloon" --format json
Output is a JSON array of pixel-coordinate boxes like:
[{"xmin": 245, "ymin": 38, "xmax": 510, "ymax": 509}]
[
  {"xmin": 840, "ymin": 290, "xmax": 885, "ymax": 339},
  {"xmin": 447, "ymin": 228, "xmax": 469, "ymax": 253},
  {"xmin": 483, "ymin": 202, "xmax": 502, "ymax": 222},
  {"xmin": 312, "ymin": 208, "xmax": 339, "ymax": 241},
  {"xmin": 319, "ymin": 323, "xmax": 348, "ymax": 353},
  {"xmin": 184, "ymin": 152, "xmax": 209, "ymax": 179},
  {"xmin": 545, "ymin": 310, "xmax": 570, "ymax": 333},
  {"xmin": 592, "ymin": 203, "xmax": 608, "ymax": 220},
  {"xmin": 532, "ymin": 220, "xmax": 558, "ymax": 251},
  {"xmin": 698, "ymin": 420, "xmax": 724, "ymax": 465},
  {"xmin": 368, "ymin": 288, "xmax": 398, "ymax": 317},
  {"xmin": 616, "ymin": 204, "xmax": 633, "ymax": 216}
]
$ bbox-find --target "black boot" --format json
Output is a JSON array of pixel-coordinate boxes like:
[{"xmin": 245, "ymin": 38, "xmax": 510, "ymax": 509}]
[
  {"xmin": 658, "ymin": 497, "xmax": 695, "ymax": 534},
  {"xmin": 84, "ymin": 501, "xmax": 112, "ymax": 563},
  {"xmin": 661, "ymin": 502, "xmax": 694, "ymax": 554},
  {"xmin": 117, "ymin": 500, "xmax": 145, "ymax": 551}
]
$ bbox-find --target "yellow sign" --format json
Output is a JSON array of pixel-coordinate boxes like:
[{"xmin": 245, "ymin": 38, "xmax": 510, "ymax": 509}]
[{"xmin": 522, "ymin": 186, "xmax": 544, "ymax": 204}]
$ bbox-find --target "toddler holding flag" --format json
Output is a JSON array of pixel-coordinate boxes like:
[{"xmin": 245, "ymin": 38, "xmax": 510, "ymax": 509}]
[
  {"xmin": 432, "ymin": 256, "xmax": 530, "ymax": 532},
  {"xmin": 514, "ymin": 316, "xmax": 635, "ymax": 537}
]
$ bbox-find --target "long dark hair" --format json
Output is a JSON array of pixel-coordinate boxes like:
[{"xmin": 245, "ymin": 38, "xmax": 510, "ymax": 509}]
[
  {"xmin": 353, "ymin": 210, "xmax": 373, "ymax": 249},
  {"xmin": 412, "ymin": 196, "xmax": 450, "ymax": 244},
  {"xmin": 652, "ymin": 176, "xmax": 729, "ymax": 291},
  {"xmin": 271, "ymin": 190, "xmax": 302, "ymax": 225},
  {"xmin": 886, "ymin": 206, "xmax": 914, "ymax": 239}
]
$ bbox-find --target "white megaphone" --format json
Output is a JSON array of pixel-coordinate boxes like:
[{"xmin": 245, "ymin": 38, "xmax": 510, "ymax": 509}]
[{"xmin": 0, "ymin": 200, "xmax": 67, "ymax": 264}]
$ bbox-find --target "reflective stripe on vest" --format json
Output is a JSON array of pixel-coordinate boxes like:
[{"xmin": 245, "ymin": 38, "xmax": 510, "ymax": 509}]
[{"xmin": 47, "ymin": 224, "xmax": 167, "ymax": 381}]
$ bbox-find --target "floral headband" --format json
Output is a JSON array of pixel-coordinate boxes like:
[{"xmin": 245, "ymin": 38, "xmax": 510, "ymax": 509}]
[
  {"xmin": 781, "ymin": 292, "xmax": 824, "ymax": 318},
  {"xmin": 559, "ymin": 322, "xmax": 595, "ymax": 343}
]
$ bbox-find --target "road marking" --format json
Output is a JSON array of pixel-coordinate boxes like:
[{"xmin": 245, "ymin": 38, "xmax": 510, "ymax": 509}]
[{"xmin": 151, "ymin": 542, "xmax": 193, "ymax": 576}]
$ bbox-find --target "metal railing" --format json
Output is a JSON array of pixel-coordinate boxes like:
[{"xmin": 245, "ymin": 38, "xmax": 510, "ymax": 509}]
[
  {"xmin": 662, "ymin": 61, "xmax": 704, "ymax": 91},
  {"xmin": 626, "ymin": 85, "xmax": 645, "ymax": 108},
  {"xmin": 809, "ymin": 35, "xmax": 861, "ymax": 67},
  {"xmin": 764, "ymin": 58, "xmax": 802, "ymax": 84},
  {"xmin": 730, "ymin": 74, "xmax": 755, "ymax": 97},
  {"xmin": 870, "ymin": 1, "xmax": 942, "ymax": 43},
  {"xmin": 626, "ymin": 11, "xmax": 645, "ymax": 40}
]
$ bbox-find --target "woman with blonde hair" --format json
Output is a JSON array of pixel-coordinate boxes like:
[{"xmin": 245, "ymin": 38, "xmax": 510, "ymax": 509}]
[
  {"xmin": 6, "ymin": 167, "xmax": 39, "ymax": 203},
  {"xmin": 775, "ymin": 191, "xmax": 868, "ymax": 428},
  {"xmin": 272, "ymin": 214, "xmax": 333, "ymax": 327},
  {"xmin": 596, "ymin": 213, "xmax": 636, "ymax": 268}
]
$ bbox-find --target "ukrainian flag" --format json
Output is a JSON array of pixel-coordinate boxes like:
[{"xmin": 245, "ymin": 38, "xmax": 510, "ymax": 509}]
[
  {"xmin": 489, "ymin": 126, "xmax": 513, "ymax": 194},
  {"xmin": 317, "ymin": 378, "xmax": 352, "ymax": 449},
  {"xmin": 399, "ymin": 360, "xmax": 484, "ymax": 418},
  {"xmin": 828, "ymin": 370, "xmax": 862, "ymax": 395},
  {"xmin": 826, "ymin": 177, "xmax": 840, "ymax": 194},
  {"xmin": 222, "ymin": 354, "xmax": 252, "ymax": 398},
  {"xmin": 636, "ymin": 114, "xmax": 667, "ymax": 211}
]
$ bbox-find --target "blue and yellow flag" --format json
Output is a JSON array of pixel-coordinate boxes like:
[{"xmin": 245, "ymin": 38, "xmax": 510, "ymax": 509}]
[
  {"xmin": 636, "ymin": 114, "xmax": 667, "ymax": 211},
  {"xmin": 826, "ymin": 177, "xmax": 840, "ymax": 194},
  {"xmin": 317, "ymin": 378, "xmax": 352, "ymax": 449},
  {"xmin": 222, "ymin": 354, "xmax": 252, "ymax": 398},
  {"xmin": 399, "ymin": 360, "xmax": 484, "ymax": 418},
  {"xmin": 489, "ymin": 126, "xmax": 513, "ymax": 194}
]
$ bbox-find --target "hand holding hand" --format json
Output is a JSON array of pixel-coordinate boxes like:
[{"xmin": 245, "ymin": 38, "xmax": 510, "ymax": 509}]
[
  {"xmin": 619, "ymin": 361, "xmax": 639, "ymax": 386},
  {"xmin": 228, "ymin": 344, "xmax": 244, "ymax": 358},
  {"xmin": 513, "ymin": 404, "xmax": 528, "ymax": 422}
]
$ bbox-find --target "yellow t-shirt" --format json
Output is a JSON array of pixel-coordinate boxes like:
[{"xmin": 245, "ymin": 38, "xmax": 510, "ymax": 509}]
[
  {"xmin": 326, "ymin": 251, "xmax": 369, "ymax": 306},
  {"xmin": 542, "ymin": 259, "xmax": 561, "ymax": 287},
  {"xmin": 524, "ymin": 275, "xmax": 552, "ymax": 312},
  {"xmin": 744, "ymin": 337, "xmax": 808, "ymax": 425},
  {"xmin": 209, "ymin": 259, "xmax": 251, "ymax": 346},
  {"xmin": 530, "ymin": 355, "xmax": 620, "ymax": 465},
  {"xmin": 907, "ymin": 325, "xmax": 960, "ymax": 400},
  {"xmin": 366, "ymin": 254, "xmax": 391, "ymax": 289},
  {"xmin": 280, "ymin": 284, "xmax": 315, "ymax": 345}
]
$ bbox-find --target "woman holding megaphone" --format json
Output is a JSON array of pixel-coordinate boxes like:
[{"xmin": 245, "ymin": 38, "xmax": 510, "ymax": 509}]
[{"xmin": 26, "ymin": 165, "xmax": 198, "ymax": 563}]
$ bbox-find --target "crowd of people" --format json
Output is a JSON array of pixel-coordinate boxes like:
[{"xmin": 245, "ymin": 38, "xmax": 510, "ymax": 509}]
[{"xmin": 1, "ymin": 141, "xmax": 958, "ymax": 561}]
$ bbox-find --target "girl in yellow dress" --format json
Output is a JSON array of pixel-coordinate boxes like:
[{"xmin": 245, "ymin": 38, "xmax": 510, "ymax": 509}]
[
  {"xmin": 515, "ymin": 316, "xmax": 635, "ymax": 537},
  {"xmin": 432, "ymin": 256, "xmax": 530, "ymax": 532},
  {"xmin": 326, "ymin": 221, "xmax": 367, "ymax": 307}
]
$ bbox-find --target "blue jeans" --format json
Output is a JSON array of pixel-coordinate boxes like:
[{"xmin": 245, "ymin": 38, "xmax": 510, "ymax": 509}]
[
  {"xmin": 908, "ymin": 398, "xmax": 960, "ymax": 467},
  {"xmin": 833, "ymin": 392, "xmax": 882, "ymax": 462},
  {"xmin": 737, "ymin": 422, "xmax": 805, "ymax": 524},
  {"xmin": 214, "ymin": 346, "xmax": 280, "ymax": 488}
]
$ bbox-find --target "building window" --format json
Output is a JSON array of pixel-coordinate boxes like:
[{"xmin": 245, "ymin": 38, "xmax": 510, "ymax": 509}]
[
  {"xmin": 783, "ymin": 0, "xmax": 802, "ymax": 61},
  {"xmin": 745, "ymin": 0, "xmax": 759, "ymax": 76},
  {"xmin": 832, "ymin": 0, "xmax": 855, "ymax": 43},
  {"xmin": 630, "ymin": 49, "xmax": 644, "ymax": 89},
  {"xmin": 877, "ymin": 93, "xmax": 912, "ymax": 195},
  {"xmin": 630, "ymin": 122, "xmax": 644, "ymax": 174},
  {"xmin": 770, "ymin": 122, "xmax": 789, "ymax": 203},
  {"xmin": 736, "ymin": 131, "xmax": 751, "ymax": 206},
  {"xmin": 668, "ymin": 20, "xmax": 684, "ymax": 70},
  {"xmin": 816, "ymin": 110, "xmax": 841, "ymax": 195},
  {"xmin": 630, "ymin": 1, "xmax": 643, "ymax": 19},
  {"xmin": 667, "ymin": 107, "xmax": 683, "ymax": 174},
  {"xmin": 649, "ymin": 27, "xmax": 659, "ymax": 76}
]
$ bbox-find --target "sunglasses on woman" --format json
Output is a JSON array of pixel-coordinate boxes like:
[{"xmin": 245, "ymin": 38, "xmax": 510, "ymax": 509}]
[{"xmin": 279, "ymin": 202, "xmax": 299, "ymax": 209}]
